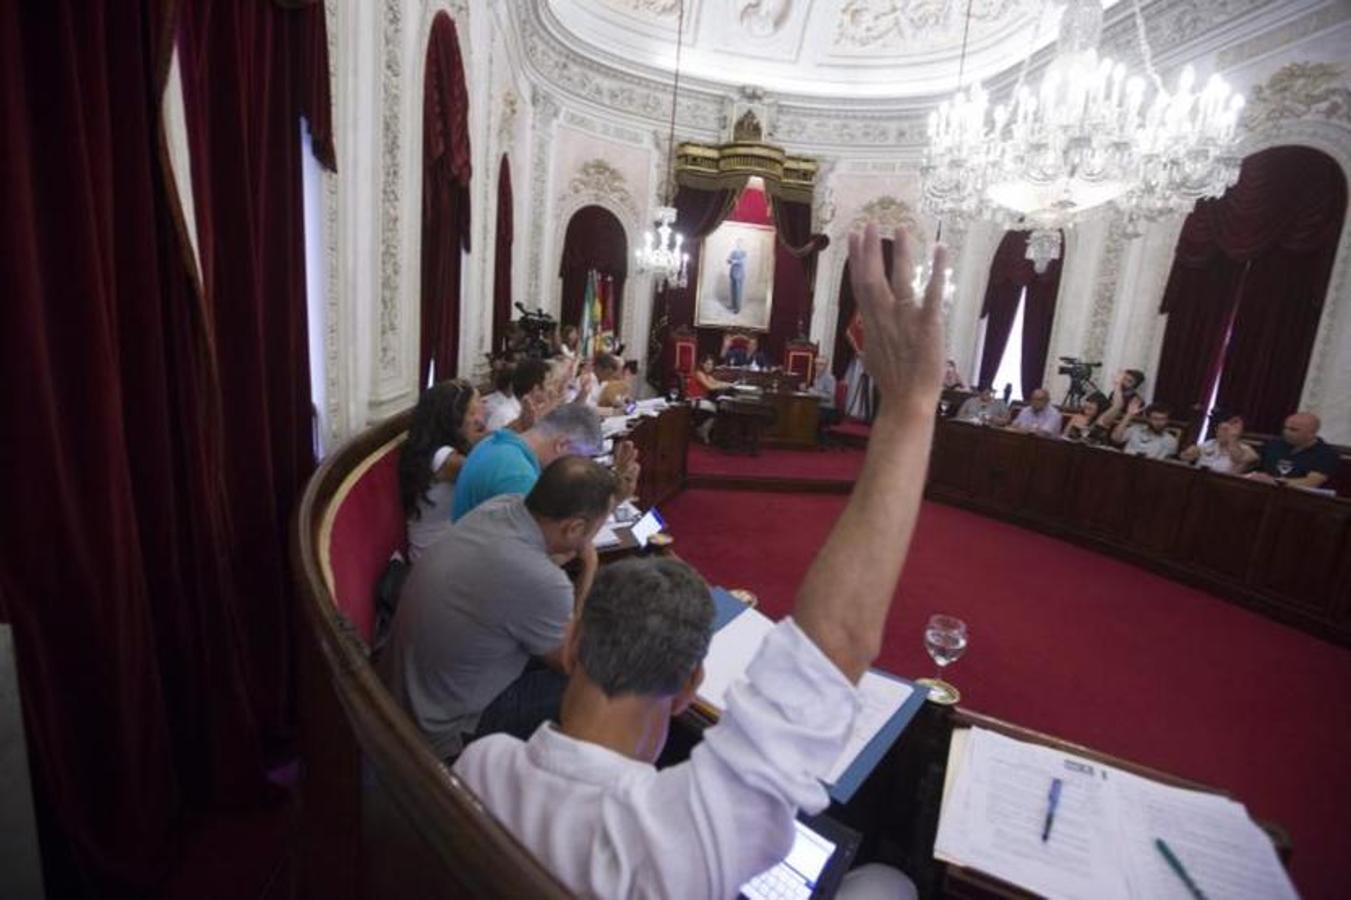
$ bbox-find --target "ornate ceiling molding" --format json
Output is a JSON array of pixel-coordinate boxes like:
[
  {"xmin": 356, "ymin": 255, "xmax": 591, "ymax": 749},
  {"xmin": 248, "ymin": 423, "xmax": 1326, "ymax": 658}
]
[
  {"xmin": 562, "ymin": 159, "xmax": 640, "ymax": 220},
  {"xmin": 1243, "ymin": 61, "xmax": 1351, "ymax": 134}
]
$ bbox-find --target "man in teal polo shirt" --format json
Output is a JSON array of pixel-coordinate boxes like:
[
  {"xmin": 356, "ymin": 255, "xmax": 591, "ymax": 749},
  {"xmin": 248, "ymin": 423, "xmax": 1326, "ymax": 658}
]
[{"xmin": 453, "ymin": 403, "xmax": 606, "ymax": 521}]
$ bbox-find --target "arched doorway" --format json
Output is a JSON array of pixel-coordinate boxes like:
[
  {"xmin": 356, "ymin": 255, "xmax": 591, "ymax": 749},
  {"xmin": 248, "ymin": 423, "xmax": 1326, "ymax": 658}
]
[{"xmin": 559, "ymin": 205, "xmax": 627, "ymax": 352}]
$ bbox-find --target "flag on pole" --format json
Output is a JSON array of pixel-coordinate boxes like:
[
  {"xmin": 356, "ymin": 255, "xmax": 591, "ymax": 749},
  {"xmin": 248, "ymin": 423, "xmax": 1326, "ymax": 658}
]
[
  {"xmin": 598, "ymin": 275, "xmax": 616, "ymax": 354},
  {"xmin": 580, "ymin": 269, "xmax": 598, "ymax": 358}
]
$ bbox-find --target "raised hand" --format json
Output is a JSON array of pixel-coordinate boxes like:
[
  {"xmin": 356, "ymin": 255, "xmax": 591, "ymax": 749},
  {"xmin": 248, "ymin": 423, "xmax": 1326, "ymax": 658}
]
[{"xmin": 847, "ymin": 224, "xmax": 948, "ymax": 417}]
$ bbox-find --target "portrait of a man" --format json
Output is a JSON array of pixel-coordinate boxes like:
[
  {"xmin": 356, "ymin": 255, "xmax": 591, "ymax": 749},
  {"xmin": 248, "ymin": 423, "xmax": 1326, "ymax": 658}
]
[{"xmin": 694, "ymin": 220, "xmax": 775, "ymax": 331}]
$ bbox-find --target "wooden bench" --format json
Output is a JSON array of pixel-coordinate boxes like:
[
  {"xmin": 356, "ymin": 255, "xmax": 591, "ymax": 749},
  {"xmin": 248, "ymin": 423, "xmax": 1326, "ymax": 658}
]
[{"xmin": 291, "ymin": 410, "xmax": 571, "ymax": 899}]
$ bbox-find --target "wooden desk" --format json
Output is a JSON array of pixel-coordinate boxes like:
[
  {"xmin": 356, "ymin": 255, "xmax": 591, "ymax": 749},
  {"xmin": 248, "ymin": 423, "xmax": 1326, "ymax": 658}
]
[
  {"xmin": 617, "ymin": 404, "xmax": 690, "ymax": 509},
  {"xmin": 714, "ymin": 389, "xmax": 821, "ymax": 449},
  {"xmin": 714, "ymin": 367, "xmax": 807, "ymax": 392},
  {"xmin": 673, "ymin": 697, "xmax": 1289, "ymax": 899},
  {"xmin": 927, "ymin": 420, "xmax": 1351, "ymax": 647}
]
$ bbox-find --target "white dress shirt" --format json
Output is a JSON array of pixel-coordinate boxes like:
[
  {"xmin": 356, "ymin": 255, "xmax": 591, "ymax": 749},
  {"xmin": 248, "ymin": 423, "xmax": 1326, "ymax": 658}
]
[{"xmin": 453, "ymin": 619, "xmax": 860, "ymax": 899}]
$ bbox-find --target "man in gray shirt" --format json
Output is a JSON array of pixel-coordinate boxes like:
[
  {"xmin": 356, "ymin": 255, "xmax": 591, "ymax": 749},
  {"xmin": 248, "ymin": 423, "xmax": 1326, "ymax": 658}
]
[{"xmin": 380, "ymin": 456, "xmax": 616, "ymax": 759}]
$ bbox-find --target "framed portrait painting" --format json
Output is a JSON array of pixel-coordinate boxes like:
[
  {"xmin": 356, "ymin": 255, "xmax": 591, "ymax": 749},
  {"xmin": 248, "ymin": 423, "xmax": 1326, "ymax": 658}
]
[{"xmin": 693, "ymin": 220, "xmax": 776, "ymax": 331}]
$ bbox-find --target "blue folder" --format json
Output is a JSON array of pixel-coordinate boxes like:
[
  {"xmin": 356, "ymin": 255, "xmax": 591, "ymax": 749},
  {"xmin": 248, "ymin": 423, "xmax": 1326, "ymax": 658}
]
[{"xmin": 707, "ymin": 586, "xmax": 928, "ymax": 805}]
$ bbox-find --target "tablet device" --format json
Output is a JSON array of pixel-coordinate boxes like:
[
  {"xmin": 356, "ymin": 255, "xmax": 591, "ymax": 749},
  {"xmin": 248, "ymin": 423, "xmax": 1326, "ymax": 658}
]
[
  {"xmin": 629, "ymin": 507, "xmax": 665, "ymax": 548},
  {"xmin": 739, "ymin": 813, "xmax": 861, "ymax": 900}
]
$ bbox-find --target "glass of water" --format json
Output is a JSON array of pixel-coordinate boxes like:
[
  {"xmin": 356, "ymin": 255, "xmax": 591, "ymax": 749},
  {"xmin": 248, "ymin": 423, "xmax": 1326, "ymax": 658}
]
[{"xmin": 917, "ymin": 614, "xmax": 968, "ymax": 705}]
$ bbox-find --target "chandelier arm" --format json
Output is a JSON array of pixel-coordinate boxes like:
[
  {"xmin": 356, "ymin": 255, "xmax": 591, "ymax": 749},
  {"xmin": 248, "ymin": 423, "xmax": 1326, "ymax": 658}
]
[
  {"xmin": 1011, "ymin": 0, "xmax": 1053, "ymax": 104},
  {"xmin": 955, "ymin": 0, "xmax": 974, "ymax": 90},
  {"xmin": 1130, "ymin": 0, "xmax": 1166, "ymax": 95},
  {"xmin": 663, "ymin": 0, "xmax": 686, "ymax": 206}
]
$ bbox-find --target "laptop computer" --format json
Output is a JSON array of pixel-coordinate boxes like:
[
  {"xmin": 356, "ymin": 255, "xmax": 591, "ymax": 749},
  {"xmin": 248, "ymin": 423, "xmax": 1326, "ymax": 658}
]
[{"xmin": 739, "ymin": 812, "xmax": 862, "ymax": 900}]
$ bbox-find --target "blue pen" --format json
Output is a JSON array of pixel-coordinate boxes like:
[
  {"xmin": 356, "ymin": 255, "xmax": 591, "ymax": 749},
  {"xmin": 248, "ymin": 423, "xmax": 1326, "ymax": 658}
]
[{"xmin": 1041, "ymin": 778, "xmax": 1063, "ymax": 842}]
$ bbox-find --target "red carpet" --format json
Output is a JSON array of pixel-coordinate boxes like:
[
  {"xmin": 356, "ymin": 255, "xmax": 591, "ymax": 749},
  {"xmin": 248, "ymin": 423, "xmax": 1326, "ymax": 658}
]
[
  {"xmin": 663, "ymin": 488, "xmax": 1351, "ymax": 899},
  {"xmin": 687, "ymin": 441, "xmax": 866, "ymax": 482}
]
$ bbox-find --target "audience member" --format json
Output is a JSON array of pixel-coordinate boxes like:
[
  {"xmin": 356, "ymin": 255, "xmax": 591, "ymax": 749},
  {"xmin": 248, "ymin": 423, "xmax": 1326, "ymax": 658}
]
[
  {"xmin": 1110, "ymin": 400, "xmax": 1178, "ymax": 460},
  {"xmin": 453, "ymin": 403, "xmax": 604, "ymax": 520},
  {"xmin": 454, "ymin": 223, "xmax": 948, "ymax": 897},
  {"xmin": 557, "ymin": 324, "xmax": 580, "ymax": 359},
  {"xmin": 1250, "ymin": 412, "xmax": 1339, "ymax": 489},
  {"xmin": 480, "ymin": 366, "xmax": 515, "ymax": 431},
  {"xmin": 1180, "ymin": 413, "xmax": 1258, "ymax": 475},
  {"xmin": 689, "ymin": 355, "xmax": 732, "ymax": 444},
  {"xmin": 486, "ymin": 358, "xmax": 551, "ymax": 432},
  {"xmin": 956, "ymin": 385, "xmax": 1010, "ymax": 426},
  {"xmin": 1097, "ymin": 368, "xmax": 1147, "ymax": 430},
  {"xmin": 594, "ymin": 354, "xmax": 632, "ymax": 410},
  {"xmin": 399, "ymin": 379, "xmax": 488, "ymax": 562},
  {"xmin": 1009, "ymin": 388, "xmax": 1060, "ymax": 437},
  {"xmin": 381, "ymin": 457, "xmax": 616, "ymax": 759},
  {"xmin": 808, "ymin": 357, "xmax": 840, "ymax": 431},
  {"xmin": 942, "ymin": 359, "xmax": 966, "ymax": 390},
  {"xmin": 1062, "ymin": 392, "xmax": 1108, "ymax": 442},
  {"xmin": 723, "ymin": 335, "xmax": 768, "ymax": 369}
]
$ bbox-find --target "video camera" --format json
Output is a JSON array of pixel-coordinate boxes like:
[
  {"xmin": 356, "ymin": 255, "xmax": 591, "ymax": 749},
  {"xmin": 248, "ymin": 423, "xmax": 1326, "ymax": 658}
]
[
  {"xmin": 1057, "ymin": 356, "xmax": 1101, "ymax": 408},
  {"xmin": 512, "ymin": 303, "xmax": 557, "ymax": 360}
]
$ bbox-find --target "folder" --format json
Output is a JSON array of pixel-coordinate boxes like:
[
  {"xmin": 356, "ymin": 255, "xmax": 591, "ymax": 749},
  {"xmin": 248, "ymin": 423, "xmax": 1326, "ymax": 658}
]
[{"xmin": 700, "ymin": 587, "xmax": 927, "ymax": 804}]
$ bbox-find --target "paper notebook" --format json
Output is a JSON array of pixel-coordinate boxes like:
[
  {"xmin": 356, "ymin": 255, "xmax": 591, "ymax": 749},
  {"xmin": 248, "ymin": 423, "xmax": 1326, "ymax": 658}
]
[
  {"xmin": 700, "ymin": 588, "xmax": 927, "ymax": 804},
  {"xmin": 935, "ymin": 727, "xmax": 1299, "ymax": 900}
]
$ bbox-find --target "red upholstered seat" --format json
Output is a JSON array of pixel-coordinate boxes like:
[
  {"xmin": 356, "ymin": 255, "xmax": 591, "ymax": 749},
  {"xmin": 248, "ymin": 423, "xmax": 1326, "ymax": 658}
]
[{"xmin": 325, "ymin": 438, "xmax": 407, "ymax": 645}]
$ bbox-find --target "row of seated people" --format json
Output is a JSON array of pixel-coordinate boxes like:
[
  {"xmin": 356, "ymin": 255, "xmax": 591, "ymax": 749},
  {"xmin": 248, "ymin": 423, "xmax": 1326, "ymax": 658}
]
[
  {"xmin": 403, "ymin": 350, "xmax": 643, "ymax": 563},
  {"xmin": 952, "ymin": 371, "xmax": 1339, "ymax": 490},
  {"xmin": 373, "ymin": 227, "xmax": 945, "ymax": 897},
  {"xmin": 687, "ymin": 353, "xmax": 842, "ymax": 444}
]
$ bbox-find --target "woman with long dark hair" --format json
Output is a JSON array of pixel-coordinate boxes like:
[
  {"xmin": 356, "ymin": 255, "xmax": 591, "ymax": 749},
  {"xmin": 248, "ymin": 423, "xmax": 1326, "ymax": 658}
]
[{"xmin": 400, "ymin": 378, "xmax": 487, "ymax": 561}]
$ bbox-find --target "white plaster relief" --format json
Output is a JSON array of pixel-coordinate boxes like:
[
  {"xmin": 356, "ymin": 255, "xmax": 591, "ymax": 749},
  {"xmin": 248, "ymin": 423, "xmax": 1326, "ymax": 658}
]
[{"xmin": 378, "ymin": 0, "xmax": 404, "ymax": 385}]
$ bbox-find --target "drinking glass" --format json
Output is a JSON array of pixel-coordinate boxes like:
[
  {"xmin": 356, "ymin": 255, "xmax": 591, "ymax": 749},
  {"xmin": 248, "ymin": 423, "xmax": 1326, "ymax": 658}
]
[
  {"xmin": 1276, "ymin": 459, "xmax": 1294, "ymax": 478},
  {"xmin": 916, "ymin": 614, "xmax": 968, "ymax": 705}
]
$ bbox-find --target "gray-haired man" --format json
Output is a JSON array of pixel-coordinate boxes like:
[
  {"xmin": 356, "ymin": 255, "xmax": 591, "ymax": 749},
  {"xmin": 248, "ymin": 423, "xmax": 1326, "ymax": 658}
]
[
  {"xmin": 455, "ymin": 223, "xmax": 949, "ymax": 897},
  {"xmin": 453, "ymin": 402, "xmax": 637, "ymax": 520}
]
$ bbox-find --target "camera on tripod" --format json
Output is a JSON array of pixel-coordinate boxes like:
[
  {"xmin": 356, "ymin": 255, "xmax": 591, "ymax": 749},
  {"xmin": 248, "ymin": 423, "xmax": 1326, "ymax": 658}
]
[
  {"xmin": 512, "ymin": 303, "xmax": 557, "ymax": 360},
  {"xmin": 1057, "ymin": 356, "xmax": 1101, "ymax": 408}
]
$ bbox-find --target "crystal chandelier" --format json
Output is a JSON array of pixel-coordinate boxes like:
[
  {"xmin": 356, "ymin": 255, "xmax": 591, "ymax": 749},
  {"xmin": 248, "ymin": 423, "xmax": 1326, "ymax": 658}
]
[
  {"xmin": 921, "ymin": 0, "xmax": 1245, "ymax": 261},
  {"xmin": 635, "ymin": 0, "xmax": 690, "ymax": 290}
]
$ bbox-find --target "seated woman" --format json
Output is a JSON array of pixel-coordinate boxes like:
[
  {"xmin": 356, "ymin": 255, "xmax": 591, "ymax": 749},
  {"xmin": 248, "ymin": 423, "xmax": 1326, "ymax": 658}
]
[
  {"xmin": 1061, "ymin": 392, "xmax": 1109, "ymax": 443},
  {"xmin": 1180, "ymin": 413, "xmax": 1258, "ymax": 475},
  {"xmin": 399, "ymin": 379, "xmax": 487, "ymax": 563},
  {"xmin": 689, "ymin": 355, "xmax": 733, "ymax": 443}
]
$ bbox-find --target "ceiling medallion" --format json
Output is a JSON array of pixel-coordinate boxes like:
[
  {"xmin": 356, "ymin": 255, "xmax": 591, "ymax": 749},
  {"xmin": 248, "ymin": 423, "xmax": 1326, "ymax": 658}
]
[{"xmin": 921, "ymin": 0, "xmax": 1245, "ymax": 264}]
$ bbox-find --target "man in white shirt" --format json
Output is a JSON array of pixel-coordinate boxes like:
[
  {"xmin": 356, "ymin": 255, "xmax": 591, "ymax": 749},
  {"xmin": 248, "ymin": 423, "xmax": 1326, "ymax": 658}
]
[
  {"xmin": 485, "ymin": 358, "xmax": 550, "ymax": 432},
  {"xmin": 1010, "ymin": 388, "xmax": 1061, "ymax": 437},
  {"xmin": 1110, "ymin": 400, "xmax": 1179, "ymax": 460},
  {"xmin": 454, "ymin": 223, "xmax": 947, "ymax": 898}
]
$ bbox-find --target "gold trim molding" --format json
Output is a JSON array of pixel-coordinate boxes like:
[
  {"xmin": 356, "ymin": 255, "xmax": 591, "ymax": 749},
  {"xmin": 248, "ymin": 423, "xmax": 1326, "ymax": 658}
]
[{"xmin": 674, "ymin": 119, "xmax": 819, "ymax": 205}]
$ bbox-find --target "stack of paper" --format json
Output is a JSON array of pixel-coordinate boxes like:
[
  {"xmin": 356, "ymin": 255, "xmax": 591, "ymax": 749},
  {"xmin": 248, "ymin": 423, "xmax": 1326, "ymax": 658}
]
[{"xmin": 935, "ymin": 727, "xmax": 1300, "ymax": 900}]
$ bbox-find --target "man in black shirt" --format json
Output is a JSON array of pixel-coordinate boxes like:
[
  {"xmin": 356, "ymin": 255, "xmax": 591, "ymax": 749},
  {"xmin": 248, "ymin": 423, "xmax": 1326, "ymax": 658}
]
[{"xmin": 1252, "ymin": 412, "xmax": 1340, "ymax": 489}]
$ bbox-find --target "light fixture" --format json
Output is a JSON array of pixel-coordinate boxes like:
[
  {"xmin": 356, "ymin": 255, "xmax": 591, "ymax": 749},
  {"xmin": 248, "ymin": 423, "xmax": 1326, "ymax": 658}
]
[
  {"xmin": 921, "ymin": 0, "xmax": 1245, "ymax": 264},
  {"xmin": 635, "ymin": 0, "xmax": 690, "ymax": 290}
]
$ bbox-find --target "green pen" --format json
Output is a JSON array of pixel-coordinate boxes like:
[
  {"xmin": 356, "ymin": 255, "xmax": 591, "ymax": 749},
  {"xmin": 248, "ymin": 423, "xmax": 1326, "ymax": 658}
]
[{"xmin": 1154, "ymin": 838, "xmax": 1206, "ymax": 900}]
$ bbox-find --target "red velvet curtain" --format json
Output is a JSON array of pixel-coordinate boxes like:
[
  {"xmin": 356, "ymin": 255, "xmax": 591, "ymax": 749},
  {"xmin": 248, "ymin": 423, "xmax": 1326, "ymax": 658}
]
[
  {"xmin": 1154, "ymin": 147, "xmax": 1346, "ymax": 432},
  {"xmin": 2, "ymin": 0, "xmax": 331, "ymax": 893},
  {"xmin": 833, "ymin": 240, "xmax": 894, "ymax": 379},
  {"xmin": 492, "ymin": 154, "xmax": 514, "ymax": 354},
  {"xmin": 977, "ymin": 230, "xmax": 1063, "ymax": 394},
  {"xmin": 419, "ymin": 12, "xmax": 471, "ymax": 383},
  {"xmin": 647, "ymin": 181, "xmax": 744, "ymax": 385},
  {"xmin": 559, "ymin": 205, "xmax": 628, "ymax": 333},
  {"xmin": 766, "ymin": 194, "xmax": 830, "ymax": 355}
]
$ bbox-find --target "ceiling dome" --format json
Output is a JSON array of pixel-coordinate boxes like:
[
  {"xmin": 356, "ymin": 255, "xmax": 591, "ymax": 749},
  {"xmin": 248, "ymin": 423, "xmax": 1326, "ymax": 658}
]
[{"xmin": 545, "ymin": 0, "xmax": 1121, "ymax": 100}]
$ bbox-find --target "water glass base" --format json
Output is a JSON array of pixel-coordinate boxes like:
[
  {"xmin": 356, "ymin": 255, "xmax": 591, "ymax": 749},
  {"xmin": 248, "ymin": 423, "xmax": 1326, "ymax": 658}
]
[{"xmin": 916, "ymin": 677, "xmax": 961, "ymax": 706}]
